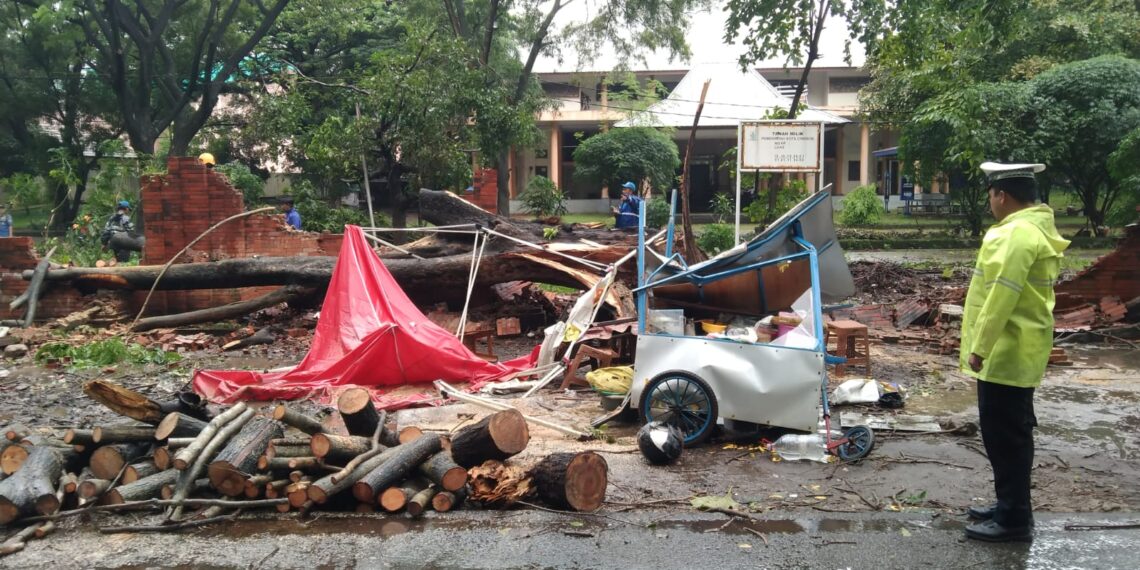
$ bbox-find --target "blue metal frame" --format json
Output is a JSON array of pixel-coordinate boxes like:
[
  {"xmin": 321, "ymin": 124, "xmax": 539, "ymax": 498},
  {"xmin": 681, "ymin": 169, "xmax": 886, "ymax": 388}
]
[
  {"xmin": 665, "ymin": 189, "xmax": 677, "ymax": 260},
  {"xmin": 637, "ymin": 199, "xmax": 648, "ymax": 335}
]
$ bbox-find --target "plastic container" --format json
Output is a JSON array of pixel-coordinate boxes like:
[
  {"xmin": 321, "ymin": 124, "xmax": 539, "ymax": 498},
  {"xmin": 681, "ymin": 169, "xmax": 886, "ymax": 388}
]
[
  {"xmin": 772, "ymin": 433, "xmax": 830, "ymax": 462},
  {"xmin": 698, "ymin": 320, "xmax": 727, "ymax": 334},
  {"xmin": 647, "ymin": 309, "xmax": 685, "ymax": 335}
]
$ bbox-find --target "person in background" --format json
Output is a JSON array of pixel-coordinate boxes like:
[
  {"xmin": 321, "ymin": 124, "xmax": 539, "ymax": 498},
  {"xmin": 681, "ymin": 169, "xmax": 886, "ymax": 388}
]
[
  {"xmin": 0, "ymin": 204, "xmax": 13, "ymax": 238},
  {"xmin": 198, "ymin": 153, "xmax": 216, "ymax": 169},
  {"xmin": 612, "ymin": 181, "xmax": 642, "ymax": 229},
  {"xmin": 960, "ymin": 161, "xmax": 1070, "ymax": 542},
  {"xmin": 102, "ymin": 200, "xmax": 136, "ymax": 262},
  {"xmin": 281, "ymin": 197, "xmax": 301, "ymax": 230}
]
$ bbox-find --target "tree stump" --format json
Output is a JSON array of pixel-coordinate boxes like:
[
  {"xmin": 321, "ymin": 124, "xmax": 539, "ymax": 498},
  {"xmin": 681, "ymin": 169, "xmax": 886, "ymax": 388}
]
[
  {"xmin": 531, "ymin": 451, "xmax": 608, "ymax": 512},
  {"xmin": 449, "ymin": 409, "xmax": 529, "ymax": 468}
]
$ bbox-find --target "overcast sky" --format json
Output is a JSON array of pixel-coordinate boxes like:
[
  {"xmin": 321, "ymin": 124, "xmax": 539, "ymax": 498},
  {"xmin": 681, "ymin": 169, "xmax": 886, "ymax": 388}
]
[{"xmin": 531, "ymin": 1, "xmax": 867, "ymax": 74}]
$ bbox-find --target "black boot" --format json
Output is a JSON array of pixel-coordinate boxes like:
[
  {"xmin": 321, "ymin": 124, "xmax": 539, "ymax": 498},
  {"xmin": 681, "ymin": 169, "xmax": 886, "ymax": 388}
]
[
  {"xmin": 967, "ymin": 503, "xmax": 996, "ymax": 520},
  {"xmin": 965, "ymin": 519, "xmax": 1032, "ymax": 542}
]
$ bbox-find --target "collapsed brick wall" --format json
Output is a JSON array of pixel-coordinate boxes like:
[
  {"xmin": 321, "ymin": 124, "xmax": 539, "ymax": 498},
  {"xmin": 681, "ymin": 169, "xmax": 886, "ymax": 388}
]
[
  {"xmin": 0, "ymin": 237, "xmax": 107, "ymax": 321},
  {"xmin": 0, "ymin": 157, "xmax": 344, "ymax": 322},
  {"xmin": 139, "ymin": 157, "xmax": 343, "ymax": 315},
  {"xmin": 1055, "ymin": 224, "xmax": 1140, "ymax": 310}
]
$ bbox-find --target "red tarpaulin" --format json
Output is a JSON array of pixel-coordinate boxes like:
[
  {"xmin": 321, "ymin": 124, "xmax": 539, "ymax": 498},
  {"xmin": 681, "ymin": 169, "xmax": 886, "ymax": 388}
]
[{"xmin": 193, "ymin": 225, "xmax": 537, "ymax": 409}]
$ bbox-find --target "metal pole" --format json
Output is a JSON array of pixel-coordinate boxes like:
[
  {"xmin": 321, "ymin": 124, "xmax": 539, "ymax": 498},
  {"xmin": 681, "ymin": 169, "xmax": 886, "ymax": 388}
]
[
  {"xmin": 665, "ymin": 188, "xmax": 677, "ymax": 259},
  {"xmin": 818, "ymin": 122, "xmax": 825, "ymax": 194},
  {"xmin": 355, "ymin": 102, "xmax": 376, "ymax": 228},
  {"xmin": 734, "ymin": 124, "xmax": 743, "ymax": 246},
  {"xmin": 637, "ymin": 199, "xmax": 648, "ymax": 335}
]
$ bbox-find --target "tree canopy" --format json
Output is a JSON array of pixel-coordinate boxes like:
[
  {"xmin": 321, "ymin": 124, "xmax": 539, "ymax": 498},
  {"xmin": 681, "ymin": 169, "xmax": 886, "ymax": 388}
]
[{"xmin": 571, "ymin": 127, "xmax": 681, "ymax": 194}]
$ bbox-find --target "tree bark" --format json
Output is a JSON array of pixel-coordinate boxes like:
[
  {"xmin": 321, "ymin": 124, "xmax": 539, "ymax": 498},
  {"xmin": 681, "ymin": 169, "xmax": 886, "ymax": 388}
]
[
  {"xmin": 92, "ymin": 424, "xmax": 157, "ymax": 445},
  {"xmin": 417, "ymin": 451, "xmax": 467, "ymax": 492},
  {"xmin": 271, "ymin": 405, "xmax": 325, "ymax": 435},
  {"xmin": 63, "ymin": 429, "xmax": 95, "ymax": 446},
  {"xmin": 680, "ymin": 80, "xmax": 711, "ymax": 263},
  {"xmin": 155, "ymin": 413, "xmax": 209, "ymax": 441},
  {"xmin": 132, "ymin": 286, "xmax": 316, "ymax": 331},
  {"xmin": 103, "ymin": 469, "xmax": 178, "ymax": 505},
  {"xmin": 207, "ymin": 416, "xmax": 282, "ymax": 496},
  {"xmin": 449, "ymin": 409, "xmax": 529, "ymax": 468},
  {"xmin": 0, "ymin": 446, "xmax": 63, "ymax": 524},
  {"xmin": 265, "ymin": 442, "xmax": 312, "ymax": 460},
  {"xmin": 82, "ymin": 380, "xmax": 165, "ymax": 425},
  {"xmin": 467, "ymin": 459, "xmax": 534, "ymax": 508},
  {"xmin": 90, "ymin": 442, "xmax": 151, "ymax": 480},
  {"xmin": 77, "ymin": 478, "xmax": 111, "ymax": 501},
  {"xmin": 351, "ymin": 435, "xmax": 442, "ymax": 503},
  {"xmin": 531, "ymin": 451, "xmax": 608, "ymax": 512}
]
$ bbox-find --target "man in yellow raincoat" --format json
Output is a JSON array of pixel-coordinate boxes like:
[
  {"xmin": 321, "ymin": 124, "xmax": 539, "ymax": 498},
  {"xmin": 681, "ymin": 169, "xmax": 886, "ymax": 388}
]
[{"xmin": 960, "ymin": 162, "xmax": 1070, "ymax": 542}]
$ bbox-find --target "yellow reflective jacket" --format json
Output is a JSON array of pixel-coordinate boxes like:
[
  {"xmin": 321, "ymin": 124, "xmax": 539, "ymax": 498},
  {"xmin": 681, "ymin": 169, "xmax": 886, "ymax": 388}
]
[{"xmin": 960, "ymin": 205, "xmax": 1070, "ymax": 387}]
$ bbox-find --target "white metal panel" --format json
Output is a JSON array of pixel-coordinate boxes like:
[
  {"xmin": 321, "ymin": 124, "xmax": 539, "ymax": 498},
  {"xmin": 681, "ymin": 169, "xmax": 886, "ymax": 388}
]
[{"xmin": 631, "ymin": 334, "xmax": 823, "ymax": 433}]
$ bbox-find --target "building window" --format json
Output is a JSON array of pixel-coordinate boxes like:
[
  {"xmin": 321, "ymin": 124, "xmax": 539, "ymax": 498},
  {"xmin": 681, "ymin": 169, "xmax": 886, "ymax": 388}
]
[
  {"xmin": 535, "ymin": 166, "xmax": 548, "ymax": 178},
  {"xmin": 847, "ymin": 160, "xmax": 860, "ymax": 182},
  {"xmin": 829, "ymin": 77, "xmax": 871, "ymax": 93}
]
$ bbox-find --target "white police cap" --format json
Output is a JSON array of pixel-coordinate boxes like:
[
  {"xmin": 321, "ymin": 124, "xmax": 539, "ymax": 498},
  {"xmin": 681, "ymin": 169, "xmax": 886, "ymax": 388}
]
[{"xmin": 980, "ymin": 161, "xmax": 1045, "ymax": 182}]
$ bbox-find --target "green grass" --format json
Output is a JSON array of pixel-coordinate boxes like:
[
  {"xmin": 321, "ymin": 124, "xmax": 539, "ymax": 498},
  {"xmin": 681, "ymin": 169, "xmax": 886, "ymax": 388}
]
[{"xmin": 9, "ymin": 204, "xmax": 53, "ymax": 230}]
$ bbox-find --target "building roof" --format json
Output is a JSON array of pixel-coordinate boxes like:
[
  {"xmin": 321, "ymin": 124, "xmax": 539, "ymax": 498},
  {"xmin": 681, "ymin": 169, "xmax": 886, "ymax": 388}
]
[{"xmin": 614, "ymin": 63, "xmax": 849, "ymax": 128}]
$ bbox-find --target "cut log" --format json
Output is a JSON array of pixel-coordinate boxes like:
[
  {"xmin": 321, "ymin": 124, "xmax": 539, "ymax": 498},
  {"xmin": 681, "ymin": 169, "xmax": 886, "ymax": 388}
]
[
  {"xmin": 258, "ymin": 456, "xmax": 321, "ymax": 471},
  {"xmin": 310, "ymin": 433, "xmax": 372, "ymax": 462},
  {"xmin": 244, "ymin": 474, "xmax": 273, "ymax": 499},
  {"xmin": 467, "ymin": 460, "xmax": 535, "ymax": 508},
  {"xmin": 132, "ymin": 285, "xmax": 315, "ymax": 331},
  {"xmin": 307, "ymin": 449, "xmax": 397, "ymax": 505},
  {"xmin": 63, "ymin": 429, "xmax": 94, "ymax": 446},
  {"xmin": 398, "ymin": 427, "xmax": 424, "ymax": 444},
  {"xmin": 407, "ymin": 485, "xmax": 438, "ymax": 517},
  {"xmin": 90, "ymin": 442, "xmax": 150, "ymax": 480},
  {"xmin": 351, "ymin": 435, "xmax": 442, "ymax": 503},
  {"xmin": 0, "ymin": 446, "xmax": 63, "ymax": 524},
  {"xmin": 449, "ymin": 409, "xmax": 529, "ymax": 468},
  {"xmin": 265, "ymin": 442, "xmax": 311, "ymax": 460},
  {"xmin": 337, "ymin": 388, "xmax": 382, "ymax": 437},
  {"xmin": 417, "ymin": 451, "xmax": 467, "ymax": 492},
  {"xmin": 379, "ymin": 478, "xmax": 428, "ymax": 513},
  {"xmin": 173, "ymin": 403, "xmax": 248, "ymax": 470},
  {"xmin": 531, "ymin": 451, "xmax": 608, "ymax": 512},
  {"xmin": 123, "ymin": 461, "xmax": 159, "ymax": 484},
  {"xmin": 1, "ymin": 442, "xmax": 29, "ymax": 475},
  {"xmin": 82, "ymin": 380, "xmax": 165, "ymax": 425},
  {"xmin": 431, "ymin": 487, "xmax": 467, "ymax": 512},
  {"xmin": 161, "ymin": 477, "xmax": 210, "ymax": 500},
  {"xmin": 264, "ymin": 479, "xmax": 290, "ymax": 499},
  {"xmin": 77, "ymin": 479, "xmax": 111, "ymax": 500},
  {"xmin": 103, "ymin": 469, "xmax": 178, "ymax": 504},
  {"xmin": 4, "ymin": 427, "xmax": 28, "ymax": 442},
  {"xmin": 271, "ymin": 405, "xmax": 325, "ymax": 435},
  {"xmin": 93, "ymin": 424, "xmax": 157, "ymax": 444},
  {"xmin": 207, "ymin": 416, "xmax": 282, "ymax": 496},
  {"xmin": 287, "ymin": 482, "xmax": 311, "ymax": 508},
  {"xmin": 23, "ymin": 246, "xmax": 56, "ymax": 326},
  {"xmin": 155, "ymin": 413, "xmax": 209, "ymax": 440},
  {"xmin": 152, "ymin": 438, "xmax": 194, "ymax": 471}
]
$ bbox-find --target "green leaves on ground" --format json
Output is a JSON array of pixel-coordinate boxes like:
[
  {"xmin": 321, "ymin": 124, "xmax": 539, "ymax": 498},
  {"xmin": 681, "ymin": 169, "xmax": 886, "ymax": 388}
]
[
  {"xmin": 35, "ymin": 338, "xmax": 181, "ymax": 370},
  {"xmin": 691, "ymin": 489, "xmax": 741, "ymax": 511}
]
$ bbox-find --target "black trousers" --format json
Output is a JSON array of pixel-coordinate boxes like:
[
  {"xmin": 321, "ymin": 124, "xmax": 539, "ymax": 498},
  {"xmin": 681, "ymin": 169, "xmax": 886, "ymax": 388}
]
[{"xmin": 977, "ymin": 379, "xmax": 1037, "ymax": 527}]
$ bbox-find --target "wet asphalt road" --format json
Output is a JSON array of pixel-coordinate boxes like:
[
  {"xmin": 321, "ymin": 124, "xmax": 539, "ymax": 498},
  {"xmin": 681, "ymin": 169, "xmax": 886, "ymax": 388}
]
[{"xmin": 4, "ymin": 511, "xmax": 1139, "ymax": 569}]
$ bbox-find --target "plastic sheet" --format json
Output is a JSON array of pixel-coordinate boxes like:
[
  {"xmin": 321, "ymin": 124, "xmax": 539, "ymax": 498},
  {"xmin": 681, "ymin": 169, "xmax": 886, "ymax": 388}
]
[{"xmin": 192, "ymin": 225, "xmax": 537, "ymax": 408}]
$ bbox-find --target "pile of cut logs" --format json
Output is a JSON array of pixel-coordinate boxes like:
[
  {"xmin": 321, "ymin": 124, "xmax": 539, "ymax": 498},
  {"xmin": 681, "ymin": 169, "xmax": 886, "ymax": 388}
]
[{"xmin": 0, "ymin": 382, "xmax": 607, "ymax": 555}]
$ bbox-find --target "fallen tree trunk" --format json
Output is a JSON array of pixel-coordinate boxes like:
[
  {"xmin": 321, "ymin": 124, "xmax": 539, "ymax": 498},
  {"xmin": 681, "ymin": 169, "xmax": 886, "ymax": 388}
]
[
  {"xmin": 531, "ymin": 451, "xmax": 608, "ymax": 512},
  {"xmin": 132, "ymin": 286, "xmax": 315, "ymax": 332},
  {"xmin": 82, "ymin": 381, "xmax": 165, "ymax": 425},
  {"xmin": 207, "ymin": 417, "xmax": 282, "ymax": 496},
  {"xmin": 0, "ymin": 446, "xmax": 63, "ymax": 524},
  {"xmin": 449, "ymin": 409, "xmax": 529, "ymax": 468}
]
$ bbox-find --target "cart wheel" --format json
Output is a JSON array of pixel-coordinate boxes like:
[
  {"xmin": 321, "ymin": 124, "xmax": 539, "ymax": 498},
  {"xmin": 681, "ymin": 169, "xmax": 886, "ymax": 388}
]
[
  {"xmin": 837, "ymin": 425, "xmax": 875, "ymax": 461},
  {"xmin": 639, "ymin": 371, "xmax": 718, "ymax": 446}
]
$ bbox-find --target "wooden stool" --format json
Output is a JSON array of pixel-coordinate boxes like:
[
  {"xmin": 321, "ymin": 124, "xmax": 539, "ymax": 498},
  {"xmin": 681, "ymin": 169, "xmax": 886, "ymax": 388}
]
[
  {"xmin": 825, "ymin": 320, "xmax": 871, "ymax": 377},
  {"xmin": 560, "ymin": 344, "xmax": 617, "ymax": 390},
  {"xmin": 462, "ymin": 327, "xmax": 497, "ymax": 362}
]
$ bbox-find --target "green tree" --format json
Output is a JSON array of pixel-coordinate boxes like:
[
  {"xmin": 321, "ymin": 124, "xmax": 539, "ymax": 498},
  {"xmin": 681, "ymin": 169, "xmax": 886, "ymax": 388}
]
[
  {"xmin": 1107, "ymin": 126, "xmax": 1140, "ymax": 226},
  {"xmin": 50, "ymin": 0, "xmax": 292, "ymax": 155},
  {"xmin": 571, "ymin": 127, "xmax": 681, "ymax": 195},
  {"xmin": 1028, "ymin": 55, "xmax": 1140, "ymax": 229}
]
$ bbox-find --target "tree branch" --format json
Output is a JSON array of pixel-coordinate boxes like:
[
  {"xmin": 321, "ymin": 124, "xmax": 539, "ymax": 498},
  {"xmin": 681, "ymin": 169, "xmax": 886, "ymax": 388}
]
[{"xmin": 480, "ymin": 0, "xmax": 501, "ymax": 65}]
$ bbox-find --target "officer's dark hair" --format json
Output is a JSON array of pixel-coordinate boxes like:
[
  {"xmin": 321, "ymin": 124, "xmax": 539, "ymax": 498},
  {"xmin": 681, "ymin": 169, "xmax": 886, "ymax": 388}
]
[{"xmin": 991, "ymin": 177, "xmax": 1038, "ymax": 204}]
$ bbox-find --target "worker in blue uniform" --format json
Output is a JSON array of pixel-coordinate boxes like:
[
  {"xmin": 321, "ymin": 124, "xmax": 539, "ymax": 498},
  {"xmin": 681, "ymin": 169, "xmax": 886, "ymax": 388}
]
[{"xmin": 612, "ymin": 181, "xmax": 642, "ymax": 229}]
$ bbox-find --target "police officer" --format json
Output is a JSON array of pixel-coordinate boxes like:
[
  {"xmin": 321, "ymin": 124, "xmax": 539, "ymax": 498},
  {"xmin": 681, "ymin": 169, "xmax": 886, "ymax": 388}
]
[
  {"xmin": 611, "ymin": 181, "xmax": 642, "ymax": 229},
  {"xmin": 961, "ymin": 162, "xmax": 1070, "ymax": 542}
]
